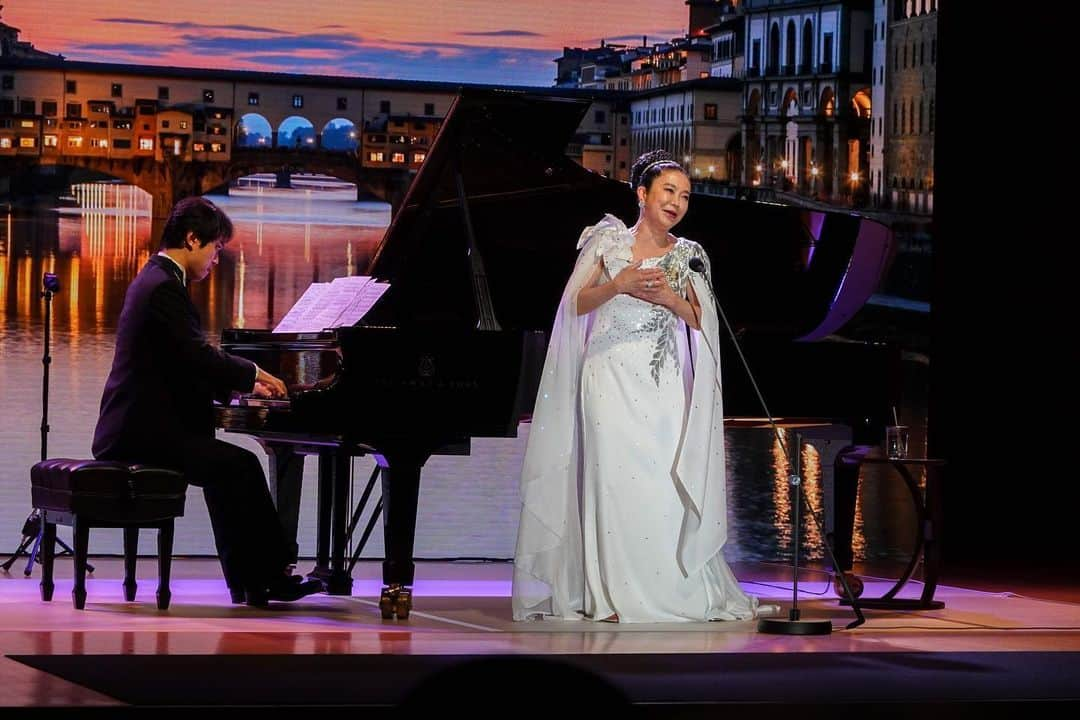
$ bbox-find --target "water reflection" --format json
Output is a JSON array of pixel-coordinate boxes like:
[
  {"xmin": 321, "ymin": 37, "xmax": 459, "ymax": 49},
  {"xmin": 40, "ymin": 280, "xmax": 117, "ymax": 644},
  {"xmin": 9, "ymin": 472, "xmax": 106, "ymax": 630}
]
[{"xmin": 0, "ymin": 180, "xmax": 919, "ymax": 565}]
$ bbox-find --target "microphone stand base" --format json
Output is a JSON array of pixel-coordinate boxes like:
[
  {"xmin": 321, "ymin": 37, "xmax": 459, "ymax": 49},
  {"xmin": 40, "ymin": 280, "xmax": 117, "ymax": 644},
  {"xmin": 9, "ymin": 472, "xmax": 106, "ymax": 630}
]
[{"xmin": 757, "ymin": 618, "xmax": 832, "ymax": 635}]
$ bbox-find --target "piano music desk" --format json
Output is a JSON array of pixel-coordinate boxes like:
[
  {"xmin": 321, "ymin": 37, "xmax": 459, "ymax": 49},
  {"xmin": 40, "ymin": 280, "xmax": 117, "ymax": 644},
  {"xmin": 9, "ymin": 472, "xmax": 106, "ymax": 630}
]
[{"xmin": 835, "ymin": 449, "xmax": 946, "ymax": 610}]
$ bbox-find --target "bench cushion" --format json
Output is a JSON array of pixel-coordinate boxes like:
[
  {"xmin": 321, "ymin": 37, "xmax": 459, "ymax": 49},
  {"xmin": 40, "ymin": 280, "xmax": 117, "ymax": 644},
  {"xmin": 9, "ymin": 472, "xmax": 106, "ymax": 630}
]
[{"xmin": 31, "ymin": 459, "xmax": 186, "ymax": 523}]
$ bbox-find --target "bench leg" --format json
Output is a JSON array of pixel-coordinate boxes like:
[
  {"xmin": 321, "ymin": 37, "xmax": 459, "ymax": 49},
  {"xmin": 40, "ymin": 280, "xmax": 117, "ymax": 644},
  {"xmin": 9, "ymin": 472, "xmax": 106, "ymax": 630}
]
[
  {"xmin": 39, "ymin": 514, "xmax": 56, "ymax": 602},
  {"xmin": 71, "ymin": 517, "xmax": 90, "ymax": 610},
  {"xmin": 123, "ymin": 527, "xmax": 139, "ymax": 602},
  {"xmin": 156, "ymin": 521, "xmax": 174, "ymax": 610}
]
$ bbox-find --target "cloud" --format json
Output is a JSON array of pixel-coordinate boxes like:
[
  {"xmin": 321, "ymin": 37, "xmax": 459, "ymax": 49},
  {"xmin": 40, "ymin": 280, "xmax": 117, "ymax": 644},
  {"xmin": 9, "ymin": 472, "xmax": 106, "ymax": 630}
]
[
  {"xmin": 97, "ymin": 17, "xmax": 282, "ymax": 34},
  {"xmin": 62, "ymin": 27, "xmax": 560, "ymax": 87},
  {"xmin": 69, "ymin": 42, "xmax": 173, "ymax": 59},
  {"xmin": 397, "ymin": 39, "xmax": 544, "ymax": 53},
  {"xmin": 457, "ymin": 29, "xmax": 542, "ymax": 37},
  {"xmin": 248, "ymin": 45, "xmax": 556, "ymax": 86},
  {"xmin": 182, "ymin": 33, "xmax": 366, "ymax": 55}
]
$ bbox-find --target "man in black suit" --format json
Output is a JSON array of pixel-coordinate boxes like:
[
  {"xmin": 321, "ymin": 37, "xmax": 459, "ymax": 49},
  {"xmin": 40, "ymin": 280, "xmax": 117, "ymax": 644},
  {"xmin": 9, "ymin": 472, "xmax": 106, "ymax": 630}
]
[{"xmin": 93, "ymin": 196, "xmax": 321, "ymax": 607}]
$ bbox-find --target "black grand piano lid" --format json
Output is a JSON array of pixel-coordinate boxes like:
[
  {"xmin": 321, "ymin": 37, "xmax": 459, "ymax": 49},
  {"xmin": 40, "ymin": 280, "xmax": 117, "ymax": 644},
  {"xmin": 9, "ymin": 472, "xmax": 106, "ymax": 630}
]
[{"xmin": 361, "ymin": 88, "xmax": 895, "ymax": 342}]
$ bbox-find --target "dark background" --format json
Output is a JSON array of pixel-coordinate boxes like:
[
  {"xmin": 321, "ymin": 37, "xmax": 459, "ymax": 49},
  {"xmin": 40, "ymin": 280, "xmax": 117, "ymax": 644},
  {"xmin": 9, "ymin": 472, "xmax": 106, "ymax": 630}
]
[{"xmin": 934, "ymin": 6, "xmax": 1077, "ymax": 576}]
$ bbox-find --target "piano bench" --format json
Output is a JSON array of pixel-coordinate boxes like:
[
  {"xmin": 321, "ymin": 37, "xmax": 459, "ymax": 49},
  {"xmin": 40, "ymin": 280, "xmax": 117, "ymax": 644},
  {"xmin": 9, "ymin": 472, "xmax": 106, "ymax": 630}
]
[{"xmin": 30, "ymin": 459, "xmax": 187, "ymax": 610}]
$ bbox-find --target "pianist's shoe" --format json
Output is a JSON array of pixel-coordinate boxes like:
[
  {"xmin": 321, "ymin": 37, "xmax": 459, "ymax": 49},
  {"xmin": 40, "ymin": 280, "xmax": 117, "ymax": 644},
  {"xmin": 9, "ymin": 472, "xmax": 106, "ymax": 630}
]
[
  {"xmin": 231, "ymin": 573, "xmax": 306, "ymax": 604},
  {"xmin": 245, "ymin": 576, "xmax": 324, "ymax": 608}
]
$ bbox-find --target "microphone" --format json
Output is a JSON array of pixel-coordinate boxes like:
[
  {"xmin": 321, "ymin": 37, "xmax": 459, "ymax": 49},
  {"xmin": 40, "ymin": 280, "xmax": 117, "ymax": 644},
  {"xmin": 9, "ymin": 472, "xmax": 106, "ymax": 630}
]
[{"xmin": 688, "ymin": 256, "xmax": 706, "ymax": 274}]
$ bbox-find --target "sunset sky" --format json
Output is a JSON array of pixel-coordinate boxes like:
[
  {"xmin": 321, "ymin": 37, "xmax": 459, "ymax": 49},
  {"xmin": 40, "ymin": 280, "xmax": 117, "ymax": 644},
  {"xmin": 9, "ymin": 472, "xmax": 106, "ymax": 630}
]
[{"xmin": 5, "ymin": 1, "xmax": 690, "ymax": 86}]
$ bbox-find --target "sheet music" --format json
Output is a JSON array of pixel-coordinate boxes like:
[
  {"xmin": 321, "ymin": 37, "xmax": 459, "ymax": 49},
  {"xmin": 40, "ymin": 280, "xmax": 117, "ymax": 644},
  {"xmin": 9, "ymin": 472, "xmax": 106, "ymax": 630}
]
[
  {"xmin": 272, "ymin": 282, "xmax": 330, "ymax": 333},
  {"xmin": 272, "ymin": 276, "xmax": 389, "ymax": 333},
  {"xmin": 334, "ymin": 280, "xmax": 390, "ymax": 327}
]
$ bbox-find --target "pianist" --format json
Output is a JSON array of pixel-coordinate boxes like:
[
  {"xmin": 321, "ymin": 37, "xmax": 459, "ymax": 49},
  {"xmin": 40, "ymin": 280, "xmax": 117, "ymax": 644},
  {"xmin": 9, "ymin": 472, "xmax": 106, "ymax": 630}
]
[
  {"xmin": 513, "ymin": 150, "xmax": 764, "ymax": 623},
  {"xmin": 92, "ymin": 197, "xmax": 322, "ymax": 607}
]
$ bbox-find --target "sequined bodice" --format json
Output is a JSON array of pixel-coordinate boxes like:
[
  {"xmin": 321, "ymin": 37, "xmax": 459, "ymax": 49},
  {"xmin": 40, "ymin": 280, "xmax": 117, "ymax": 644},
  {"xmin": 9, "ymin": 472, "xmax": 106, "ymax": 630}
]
[{"xmin": 586, "ymin": 238, "xmax": 697, "ymax": 385}]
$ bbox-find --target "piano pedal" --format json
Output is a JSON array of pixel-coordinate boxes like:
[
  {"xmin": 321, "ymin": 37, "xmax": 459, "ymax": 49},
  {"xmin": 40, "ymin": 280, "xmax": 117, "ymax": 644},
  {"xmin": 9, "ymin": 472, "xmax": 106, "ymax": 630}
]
[{"xmin": 378, "ymin": 584, "xmax": 413, "ymax": 619}]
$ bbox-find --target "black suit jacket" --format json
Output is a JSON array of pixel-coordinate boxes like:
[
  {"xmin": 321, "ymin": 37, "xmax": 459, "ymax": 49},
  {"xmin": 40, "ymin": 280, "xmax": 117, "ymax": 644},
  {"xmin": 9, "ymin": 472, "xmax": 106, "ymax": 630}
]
[{"xmin": 93, "ymin": 254, "xmax": 256, "ymax": 459}]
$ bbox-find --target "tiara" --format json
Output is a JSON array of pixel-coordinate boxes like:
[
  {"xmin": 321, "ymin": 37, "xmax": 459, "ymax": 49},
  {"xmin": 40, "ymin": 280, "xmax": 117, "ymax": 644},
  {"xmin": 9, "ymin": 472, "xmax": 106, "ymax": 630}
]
[{"xmin": 641, "ymin": 159, "xmax": 678, "ymax": 177}]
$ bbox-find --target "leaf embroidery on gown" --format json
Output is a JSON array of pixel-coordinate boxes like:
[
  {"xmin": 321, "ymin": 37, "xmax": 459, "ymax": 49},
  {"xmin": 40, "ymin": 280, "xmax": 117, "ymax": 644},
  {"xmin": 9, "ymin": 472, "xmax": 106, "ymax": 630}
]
[{"xmin": 585, "ymin": 217, "xmax": 705, "ymax": 388}]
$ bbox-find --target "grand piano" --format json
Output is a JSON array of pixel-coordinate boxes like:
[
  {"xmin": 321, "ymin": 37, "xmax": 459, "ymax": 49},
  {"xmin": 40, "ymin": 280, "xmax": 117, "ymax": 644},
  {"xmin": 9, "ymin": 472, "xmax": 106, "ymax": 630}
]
[{"xmin": 216, "ymin": 88, "xmax": 898, "ymax": 618}]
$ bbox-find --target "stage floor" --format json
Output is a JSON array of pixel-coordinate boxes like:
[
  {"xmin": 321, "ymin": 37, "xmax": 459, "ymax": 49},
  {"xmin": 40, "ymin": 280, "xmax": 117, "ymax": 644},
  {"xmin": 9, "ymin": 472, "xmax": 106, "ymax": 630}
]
[{"xmin": 1, "ymin": 558, "xmax": 1078, "ymax": 714}]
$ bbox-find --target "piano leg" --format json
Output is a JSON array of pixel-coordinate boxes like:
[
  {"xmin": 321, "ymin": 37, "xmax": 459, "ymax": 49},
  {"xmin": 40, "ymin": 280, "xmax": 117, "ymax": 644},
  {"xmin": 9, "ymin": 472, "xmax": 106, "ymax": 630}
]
[
  {"xmin": 375, "ymin": 449, "xmax": 431, "ymax": 619},
  {"xmin": 310, "ymin": 449, "xmax": 354, "ymax": 596},
  {"xmin": 259, "ymin": 440, "xmax": 305, "ymax": 564}
]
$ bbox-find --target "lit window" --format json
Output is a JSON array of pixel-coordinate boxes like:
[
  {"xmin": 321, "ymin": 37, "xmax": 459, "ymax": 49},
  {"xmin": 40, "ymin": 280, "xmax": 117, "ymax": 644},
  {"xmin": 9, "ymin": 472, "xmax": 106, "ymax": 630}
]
[
  {"xmin": 20, "ymin": 120, "xmax": 34, "ymax": 128},
  {"xmin": 90, "ymin": 138, "xmax": 109, "ymax": 148},
  {"xmin": 193, "ymin": 142, "xmax": 206, "ymax": 152},
  {"xmin": 0, "ymin": 137, "xmax": 11, "ymax": 149},
  {"xmin": 180, "ymin": 121, "xmax": 189, "ymax": 130},
  {"xmin": 67, "ymin": 136, "xmax": 83, "ymax": 148},
  {"xmin": 210, "ymin": 143, "xmax": 224, "ymax": 153},
  {"xmin": 44, "ymin": 135, "xmax": 58, "ymax": 147},
  {"xmin": 413, "ymin": 152, "xmax": 426, "ymax": 163},
  {"xmin": 139, "ymin": 137, "xmax": 154, "ymax": 151},
  {"xmin": 391, "ymin": 152, "xmax": 405, "ymax": 163},
  {"xmin": 368, "ymin": 151, "xmax": 384, "ymax": 162}
]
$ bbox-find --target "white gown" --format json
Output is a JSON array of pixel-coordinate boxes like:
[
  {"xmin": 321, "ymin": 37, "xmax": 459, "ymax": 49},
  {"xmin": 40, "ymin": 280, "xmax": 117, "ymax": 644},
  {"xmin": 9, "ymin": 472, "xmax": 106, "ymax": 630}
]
[{"xmin": 512, "ymin": 214, "xmax": 758, "ymax": 623}]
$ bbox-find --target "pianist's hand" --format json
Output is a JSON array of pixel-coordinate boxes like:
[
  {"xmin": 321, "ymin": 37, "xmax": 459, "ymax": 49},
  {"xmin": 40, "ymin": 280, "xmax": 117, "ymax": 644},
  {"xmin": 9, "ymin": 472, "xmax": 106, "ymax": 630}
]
[{"xmin": 253, "ymin": 367, "xmax": 288, "ymax": 399}]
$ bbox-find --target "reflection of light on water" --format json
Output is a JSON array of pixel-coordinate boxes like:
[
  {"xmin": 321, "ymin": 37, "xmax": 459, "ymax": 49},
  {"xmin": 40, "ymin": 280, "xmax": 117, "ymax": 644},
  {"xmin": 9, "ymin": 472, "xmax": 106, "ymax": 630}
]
[
  {"xmin": 799, "ymin": 441, "xmax": 824, "ymax": 550},
  {"xmin": 17, "ymin": 255, "xmax": 31, "ymax": 320},
  {"xmin": 68, "ymin": 256, "xmax": 80, "ymax": 335},
  {"xmin": 0, "ymin": 215, "xmax": 8, "ymax": 313},
  {"xmin": 236, "ymin": 245, "xmax": 246, "ymax": 329},
  {"xmin": 770, "ymin": 431, "xmax": 790, "ymax": 546},
  {"xmin": 94, "ymin": 254, "xmax": 106, "ymax": 330},
  {"xmin": 768, "ymin": 429, "xmax": 826, "ymax": 555}
]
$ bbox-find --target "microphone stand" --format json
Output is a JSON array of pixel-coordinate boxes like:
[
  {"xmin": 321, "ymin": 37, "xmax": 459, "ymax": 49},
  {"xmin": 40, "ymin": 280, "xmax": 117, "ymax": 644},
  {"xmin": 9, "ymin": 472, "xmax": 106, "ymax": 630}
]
[
  {"xmin": 689, "ymin": 257, "xmax": 864, "ymax": 632},
  {"xmin": 2, "ymin": 273, "xmax": 87, "ymax": 576}
]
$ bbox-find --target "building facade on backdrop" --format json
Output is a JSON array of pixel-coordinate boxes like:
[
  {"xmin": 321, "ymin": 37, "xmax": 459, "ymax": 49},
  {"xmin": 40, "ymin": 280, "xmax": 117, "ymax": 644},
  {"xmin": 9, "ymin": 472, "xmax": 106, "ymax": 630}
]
[
  {"xmin": 879, "ymin": 0, "xmax": 936, "ymax": 212},
  {"xmin": 740, "ymin": 0, "xmax": 874, "ymax": 202}
]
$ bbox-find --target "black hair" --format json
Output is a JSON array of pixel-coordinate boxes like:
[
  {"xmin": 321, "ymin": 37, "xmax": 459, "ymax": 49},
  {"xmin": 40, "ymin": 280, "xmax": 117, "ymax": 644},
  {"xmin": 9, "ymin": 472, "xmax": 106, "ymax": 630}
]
[
  {"xmin": 159, "ymin": 196, "xmax": 234, "ymax": 250},
  {"xmin": 629, "ymin": 149, "xmax": 688, "ymax": 190}
]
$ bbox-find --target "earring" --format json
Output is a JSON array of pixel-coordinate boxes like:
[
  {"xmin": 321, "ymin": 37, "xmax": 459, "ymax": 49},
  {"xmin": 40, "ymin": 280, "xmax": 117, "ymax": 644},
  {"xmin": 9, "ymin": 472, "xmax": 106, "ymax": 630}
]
[{"xmin": 638, "ymin": 200, "xmax": 645, "ymax": 209}]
